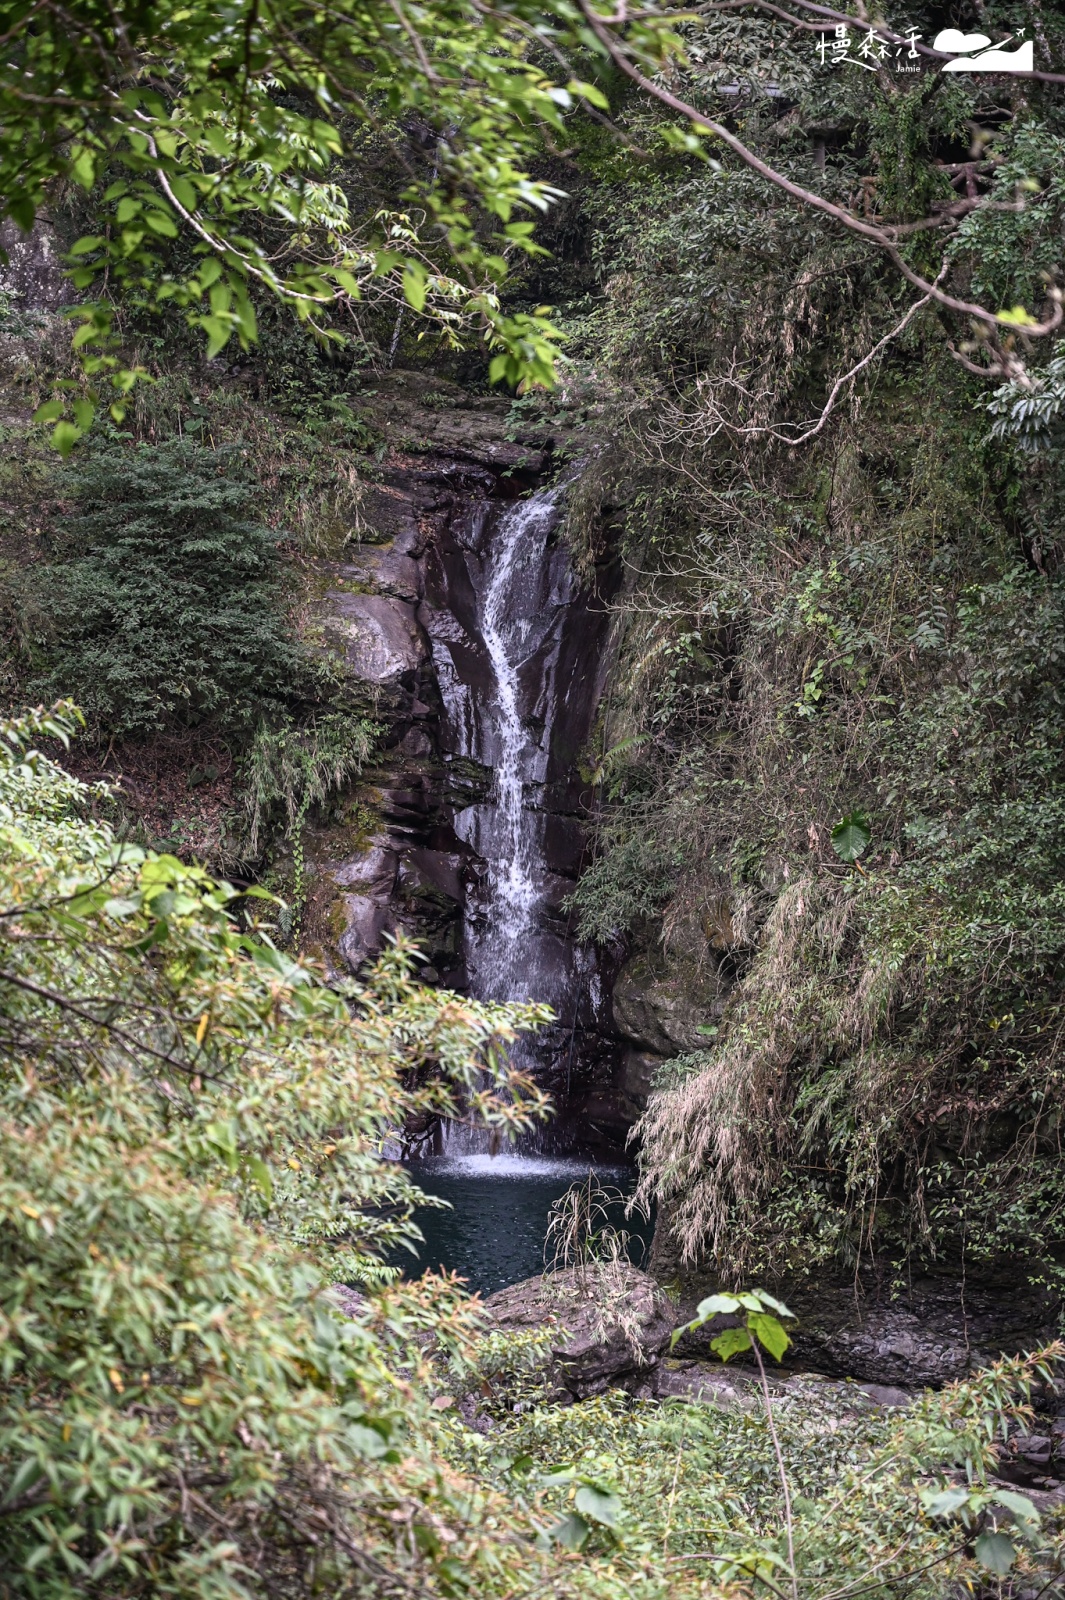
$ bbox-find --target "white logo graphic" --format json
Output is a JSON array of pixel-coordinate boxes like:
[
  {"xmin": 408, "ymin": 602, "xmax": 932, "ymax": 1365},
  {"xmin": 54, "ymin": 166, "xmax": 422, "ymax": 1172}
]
[
  {"xmin": 934, "ymin": 27, "xmax": 1034, "ymax": 73},
  {"xmin": 815, "ymin": 23, "xmax": 1036, "ymax": 76}
]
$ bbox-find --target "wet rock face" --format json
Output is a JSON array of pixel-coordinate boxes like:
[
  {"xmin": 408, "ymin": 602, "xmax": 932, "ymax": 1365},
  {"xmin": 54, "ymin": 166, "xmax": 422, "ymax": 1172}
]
[
  {"xmin": 301, "ymin": 372, "xmax": 627, "ymax": 1133},
  {"xmin": 656, "ymin": 1234, "xmax": 1062, "ymax": 1387},
  {"xmin": 317, "ymin": 592, "xmax": 429, "ymax": 695},
  {"xmin": 483, "ymin": 1264, "xmax": 675, "ymax": 1399},
  {"xmin": 612, "ymin": 949, "xmax": 727, "ymax": 1058},
  {"xmin": 0, "ymin": 219, "xmax": 67, "ymax": 311}
]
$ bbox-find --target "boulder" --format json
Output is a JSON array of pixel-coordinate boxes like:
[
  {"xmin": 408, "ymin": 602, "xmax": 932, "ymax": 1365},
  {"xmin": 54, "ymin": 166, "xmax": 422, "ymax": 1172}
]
[
  {"xmin": 654, "ymin": 1221, "xmax": 1063, "ymax": 1388},
  {"xmin": 329, "ymin": 841, "xmax": 400, "ymax": 972},
  {"xmin": 483, "ymin": 1264, "xmax": 675, "ymax": 1399},
  {"xmin": 0, "ymin": 217, "xmax": 67, "ymax": 310},
  {"xmin": 318, "ymin": 592, "xmax": 429, "ymax": 690},
  {"xmin": 612, "ymin": 950, "xmax": 726, "ymax": 1056}
]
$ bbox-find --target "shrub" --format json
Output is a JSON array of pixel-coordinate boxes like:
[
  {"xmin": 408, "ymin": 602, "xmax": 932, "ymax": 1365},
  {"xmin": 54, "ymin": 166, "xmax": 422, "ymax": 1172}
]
[
  {"xmin": 0, "ymin": 702, "xmax": 553, "ymax": 1594},
  {"xmin": 22, "ymin": 442, "xmax": 302, "ymax": 739}
]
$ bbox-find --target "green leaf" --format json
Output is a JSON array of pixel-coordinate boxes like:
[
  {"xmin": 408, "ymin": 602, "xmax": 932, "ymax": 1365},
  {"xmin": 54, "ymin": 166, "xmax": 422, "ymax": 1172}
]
[
  {"xmin": 992, "ymin": 1489, "xmax": 1040, "ymax": 1527},
  {"xmin": 402, "ymin": 264, "xmax": 427, "ymax": 312},
  {"xmin": 248, "ymin": 1157, "xmax": 273, "ymax": 1203},
  {"xmin": 170, "ymin": 176, "xmax": 198, "ymax": 211},
  {"xmin": 748, "ymin": 1311, "xmax": 791, "ymax": 1363},
  {"xmin": 8, "ymin": 197, "xmax": 36, "ymax": 232},
  {"xmin": 997, "ymin": 306, "xmax": 1038, "ymax": 327},
  {"xmin": 575, "ymin": 1483, "xmax": 621, "ymax": 1527},
  {"xmin": 349, "ymin": 1423, "xmax": 391, "ymax": 1459},
  {"xmin": 695, "ymin": 1293, "xmax": 741, "ymax": 1320},
  {"xmin": 975, "ymin": 1531, "xmax": 1015, "ymax": 1575},
  {"xmin": 711, "ymin": 1326, "xmax": 752, "ymax": 1362},
  {"xmin": 51, "ymin": 421, "xmax": 81, "ymax": 457},
  {"xmin": 922, "ymin": 1485, "xmax": 970, "ymax": 1518},
  {"xmin": 33, "ymin": 400, "xmax": 64, "ymax": 424},
  {"xmin": 566, "ymin": 77, "xmax": 610, "ymax": 110},
  {"xmin": 552, "ymin": 1512, "xmax": 590, "ymax": 1551},
  {"xmin": 144, "ymin": 210, "xmax": 178, "ymax": 238},
  {"xmin": 751, "ymin": 1290, "xmax": 794, "ymax": 1318},
  {"xmin": 71, "ymin": 148, "xmax": 96, "ymax": 188},
  {"xmin": 831, "ymin": 811, "xmax": 871, "ymax": 862}
]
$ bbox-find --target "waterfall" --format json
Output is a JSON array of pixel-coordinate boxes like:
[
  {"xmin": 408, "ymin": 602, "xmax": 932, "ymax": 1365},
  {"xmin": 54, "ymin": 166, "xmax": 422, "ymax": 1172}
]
[
  {"xmin": 422, "ymin": 478, "xmax": 616, "ymax": 1151},
  {"xmin": 458, "ymin": 487, "xmax": 561, "ymax": 1004}
]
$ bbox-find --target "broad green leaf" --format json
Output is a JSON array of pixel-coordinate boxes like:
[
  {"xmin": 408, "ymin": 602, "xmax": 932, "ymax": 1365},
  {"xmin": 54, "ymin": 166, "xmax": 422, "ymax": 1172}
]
[
  {"xmin": 402, "ymin": 265, "xmax": 427, "ymax": 312},
  {"xmin": 751, "ymin": 1290, "xmax": 794, "ymax": 1318},
  {"xmin": 71, "ymin": 148, "xmax": 96, "ymax": 187},
  {"xmin": 831, "ymin": 811, "xmax": 871, "ymax": 862},
  {"xmin": 975, "ymin": 1531, "xmax": 1015, "ymax": 1575},
  {"xmin": 922, "ymin": 1485, "xmax": 971, "ymax": 1518},
  {"xmin": 695, "ymin": 1292, "xmax": 742, "ymax": 1320},
  {"xmin": 997, "ymin": 306, "xmax": 1038, "ymax": 327},
  {"xmin": 993, "ymin": 1489, "xmax": 1040, "ymax": 1527},
  {"xmin": 248, "ymin": 1157, "xmax": 273, "ymax": 1203},
  {"xmin": 711, "ymin": 1326, "xmax": 753, "ymax": 1362},
  {"xmin": 566, "ymin": 77, "xmax": 610, "ymax": 109},
  {"xmin": 349, "ymin": 1423, "xmax": 390, "ymax": 1459},
  {"xmin": 552, "ymin": 1512, "xmax": 590, "ymax": 1551},
  {"xmin": 575, "ymin": 1483, "xmax": 621, "ymax": 1527},
  {"xmin": 51, "ymin": 421, "xmax": 81, "ymax": 457},
  {"xmin": 748, "ymin": 1311, "xmax": 791, "ymax": 1363}
]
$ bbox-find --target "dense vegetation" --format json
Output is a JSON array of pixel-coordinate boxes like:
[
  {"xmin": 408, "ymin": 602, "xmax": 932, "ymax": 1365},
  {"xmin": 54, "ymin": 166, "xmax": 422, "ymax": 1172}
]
[
  {"xmin": 20, "ymin": 443, "xmax": 302, "ymax": 738},
  {"xmin": 0, "ymin": 705, "xmax": 1061, "ymax": 1597},
  {"xmin": 3, "ymin": 0, "xmax": 1065, "ymax": 1595},
  {"xmin": 548, "ymin": 5, "xmax": 1065, "ymax": 1300}
]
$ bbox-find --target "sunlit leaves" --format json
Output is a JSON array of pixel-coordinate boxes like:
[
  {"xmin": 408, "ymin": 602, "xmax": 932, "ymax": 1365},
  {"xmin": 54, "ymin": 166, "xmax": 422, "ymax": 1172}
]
[
  {"xmin": 2, "ymin": 0, "xmax": 677, "ymax": 443},
  {"xmin": 0, "ymin": 701, "xmax": 554, "ymax": 1593}
]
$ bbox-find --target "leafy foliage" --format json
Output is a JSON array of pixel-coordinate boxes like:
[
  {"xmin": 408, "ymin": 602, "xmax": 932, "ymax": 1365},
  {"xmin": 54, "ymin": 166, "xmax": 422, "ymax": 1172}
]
[
  {"xmin": 18, "ymin": 442, "xmax": 304, "ymax": 740},
  {"xmin": 0, "ymin": 0, "xmax": 685, "ymax": 438},
  {"xmin": 442, "ymin": 1340, "xmax": 1065, "ymax": 1598},
  {"xmin": 0, "ymin": 701, "xmax": 554, "ymax": 1594},
  {"xmin": 672, "ymin": 1288, "xmax": 795, "ymax": 1365},
  {"xmin": 552, "ymin": 9, "xmax": 1065, "ymax": 1289}
]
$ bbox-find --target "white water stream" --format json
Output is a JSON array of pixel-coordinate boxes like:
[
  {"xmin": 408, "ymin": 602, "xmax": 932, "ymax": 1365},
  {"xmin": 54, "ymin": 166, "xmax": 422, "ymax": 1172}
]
[{"xmin": 451, "ymin": 485, "xmax": 566, "ymax": 1005}]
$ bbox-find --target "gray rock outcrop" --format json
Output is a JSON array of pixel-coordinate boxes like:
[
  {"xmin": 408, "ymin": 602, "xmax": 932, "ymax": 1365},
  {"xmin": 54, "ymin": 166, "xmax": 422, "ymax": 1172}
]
[
  {"xmin": 483, "ymin": 1264, "xmax": 675, "ymax": 1399},
  {"xmin": 612, "ymin": 949, "xmax": 727, "ymax": 1057}
]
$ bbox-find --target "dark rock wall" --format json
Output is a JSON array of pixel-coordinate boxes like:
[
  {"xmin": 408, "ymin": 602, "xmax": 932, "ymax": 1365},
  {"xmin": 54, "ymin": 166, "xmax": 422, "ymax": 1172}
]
[{"xmin": 302, "ymin": 374, "xmax": 630, "ymax": 1148}]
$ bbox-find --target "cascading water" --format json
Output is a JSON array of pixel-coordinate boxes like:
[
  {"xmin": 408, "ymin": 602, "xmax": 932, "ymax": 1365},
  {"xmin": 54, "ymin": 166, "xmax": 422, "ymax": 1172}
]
[
  {"xmin": 400, "ymin": 476, "xmax": 639, "ymax": 1288},
  {"xmin": 421, "ymin": 479, "xmax": 617, "ymax": 1146},
  {"xmin": 455, "ymin": 487, "xmax": 565, "ymax": 1011}
]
